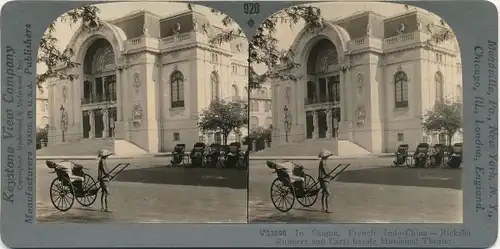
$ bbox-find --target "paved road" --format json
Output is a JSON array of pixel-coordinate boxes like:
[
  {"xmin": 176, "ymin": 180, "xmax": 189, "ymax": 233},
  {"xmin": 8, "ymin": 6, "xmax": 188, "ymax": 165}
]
[
  {"xmin": 36, "ymin": 157, "xmax": 247, "ymax": 223},
  {"xmin": 248, "ymin": 158, "xmax": 463, "ymax": 223}
]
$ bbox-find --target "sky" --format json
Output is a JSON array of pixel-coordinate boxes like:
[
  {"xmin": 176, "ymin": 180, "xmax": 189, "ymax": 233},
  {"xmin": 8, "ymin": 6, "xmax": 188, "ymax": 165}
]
[{"xmin": 40, "ymin": 1, "xmax": 437, "ymax": 75}]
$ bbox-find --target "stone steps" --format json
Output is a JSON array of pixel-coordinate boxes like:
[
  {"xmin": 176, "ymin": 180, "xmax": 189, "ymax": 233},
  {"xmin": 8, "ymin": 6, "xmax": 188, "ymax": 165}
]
[
  {"xmin": 37, "ymin": 139, "xmax": 114, "ymax": 157},
  {"xmin": 252, "ymin": 139, "xmax": 372, "ymax": 157}
]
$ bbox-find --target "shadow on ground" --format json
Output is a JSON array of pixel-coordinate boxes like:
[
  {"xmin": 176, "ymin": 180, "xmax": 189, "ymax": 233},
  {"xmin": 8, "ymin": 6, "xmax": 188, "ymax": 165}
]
[
  {"xmin": 335, "ymin": 167, "xmax": 462, "ymax": 190},
  {"xmin": 113, "ymin": 166, "xmax": 247, "ymax": 189},
  {"xmin": 36, "ymin": 207, "xmax": 114, "ymax": 223}
]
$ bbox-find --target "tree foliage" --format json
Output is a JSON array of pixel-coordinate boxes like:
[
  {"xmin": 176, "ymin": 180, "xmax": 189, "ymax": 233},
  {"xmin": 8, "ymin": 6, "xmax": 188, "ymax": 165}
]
[
  {"xmin": 37, "ymin": 5, "xmax": 100, "ymax": 87},
  {"xmin": 249, "ymin": 125, "xmax": 273, "ymax": 141},
  {"xmin": 421, "ymin": 99, "xmax": 462, "ymax": 145},
  {"xmin": 197, "ymin": 100, "xmax": 249, "ymax": 145}
]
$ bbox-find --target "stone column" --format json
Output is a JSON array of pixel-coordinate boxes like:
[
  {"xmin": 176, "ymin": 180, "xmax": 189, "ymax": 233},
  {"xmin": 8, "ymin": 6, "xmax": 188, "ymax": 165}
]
[
  {"xmin": 326, "ymin": 109, "xmax": 333, "ymax": 139},
  {"xmin": 89, "ymin": 110, "xmax": 94, "ymax": 139},
  {"xmin": 102, "ymin": 108, "xmax": 108, "ymax": 138},
  {"xmin": 312, "ymin": 111, "xmax": 318, "ymax": 139}
]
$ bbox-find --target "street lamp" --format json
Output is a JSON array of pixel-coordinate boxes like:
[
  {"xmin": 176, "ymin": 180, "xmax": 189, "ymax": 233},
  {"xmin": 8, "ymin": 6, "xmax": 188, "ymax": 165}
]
[
  {"xmin": 284, "ymin": 105, "xmax": 292, "ymax": 143},
  {"xmin": 60, "ymin": 104, "xmax": 68, "ymax": 142}
]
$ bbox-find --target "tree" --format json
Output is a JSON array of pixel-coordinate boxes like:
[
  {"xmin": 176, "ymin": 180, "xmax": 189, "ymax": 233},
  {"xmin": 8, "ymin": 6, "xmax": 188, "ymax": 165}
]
[
  {"xmin": 37, "ymin": 6, "xmax": 100, "ymax": 88},
  {"xmin": 197, "ymin": 100, "xmax": 248, "ymax": 145},
  {"xmin": 421, "ymin": 99, "xmax": 462, "ymax": 145},
  {"xmin": 198, "ymin": 3, "xmax": 455, "ymax": 89}
]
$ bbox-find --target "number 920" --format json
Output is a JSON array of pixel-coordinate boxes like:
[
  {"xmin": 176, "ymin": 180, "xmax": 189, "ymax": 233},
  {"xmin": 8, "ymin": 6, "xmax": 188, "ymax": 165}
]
[{"xmin": 244, "ymin": 2, "xmax": 260, "ymax": 15}]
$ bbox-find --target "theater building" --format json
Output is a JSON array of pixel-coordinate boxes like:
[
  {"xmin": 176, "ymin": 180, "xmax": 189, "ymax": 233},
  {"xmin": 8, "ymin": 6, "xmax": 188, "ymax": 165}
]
[
  {"xmin": 270, "ymin": 9, "xmax": 463, "ymax": 154},
  {"xmin": 47, "ymin": 9, "xmax": 250, "ymax": 152}
]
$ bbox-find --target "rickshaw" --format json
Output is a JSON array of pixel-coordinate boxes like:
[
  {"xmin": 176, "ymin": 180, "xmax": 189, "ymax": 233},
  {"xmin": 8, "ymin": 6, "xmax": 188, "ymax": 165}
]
[
  {"xmin": 266, "ymin": 161, "xmax": 351, "ymax": 212},
  {"xmin": 190, "ymin": 142, "xmax": 206, "ymax": 167},
  {"xmin": 46, "ymin": 160, "xmax": 130, "ymax": 212},
  {"xmin": 446, "ymin": 143, "xmax": 463, "ymax": 169},
  {"xmin": 169, "ymin": 144, "xmax": 188, "ymax": 166},
  {"xmin": 225, "ymin": 142, "xmax": 246, "ymax": 169},
  {"xmin": 204, "ymin": 143, "xmax": 221, "ymax": 167},
  {"xmin": 393, "ymin": 144, "xmax": 411, "ymax": 167},
  {"xmin": 412, "ymin": 143, "xmax": 430, "ymax": 168},
  {"xmin": 429, "ymin": 144, "xmax": 446, "ymax": 167}
]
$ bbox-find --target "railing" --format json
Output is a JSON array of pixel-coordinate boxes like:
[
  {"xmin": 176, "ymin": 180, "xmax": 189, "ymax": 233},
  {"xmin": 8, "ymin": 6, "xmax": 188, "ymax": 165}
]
[
  {"xmin": 304, "ymin": 96, "xmax": 339, "ymax": 105},
  {"xmin": 384, "ymin": 32, "xmax": 417, "ymax": 47},
  {"xmin": 81, "ymin": 96, "xmax": 117, "ymax": 105},
  {"xmin": 162, "ymin": 32, "xmax": 192, "ymax": 44}
]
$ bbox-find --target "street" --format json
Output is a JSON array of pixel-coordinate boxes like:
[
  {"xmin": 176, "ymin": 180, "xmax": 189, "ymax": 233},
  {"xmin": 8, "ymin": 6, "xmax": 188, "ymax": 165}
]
[
  {"xmin": 36, "ymin": 157, "xmax": 247, "ymax": 223},
  {"xmin": 248, "ymin": 157, "xmax": 463, "ymax": 223}
]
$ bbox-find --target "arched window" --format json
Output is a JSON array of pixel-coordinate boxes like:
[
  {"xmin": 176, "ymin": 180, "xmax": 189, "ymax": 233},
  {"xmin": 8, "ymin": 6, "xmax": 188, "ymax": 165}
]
[
  {"xmin": 211, "ymin": 71, "xmax": 220, "ymax": 101},
  {"xmin": 435, "ymin": 71, "xmax": 444, "ymax": 103},
  {"xmin": 251, "ymin": 100, "xmax": 259, "ymax": 112},
  {"xmin": 250, "ymin": 116, "xmax": 259, "ymax": 130},
  {"xmin": 394, "ymin": 71, "xmax": 409, "ymax": 108},
  {"xmin": 232, "ymin": 85, "xmax": 239, "ymax": 97},
  {"xmin": 170, "ymin": 71, "xmax": 185, "ymax": 108},
  {"xmin": 307, "ymin": 81, "xmax": 316, "ymax": 103}
]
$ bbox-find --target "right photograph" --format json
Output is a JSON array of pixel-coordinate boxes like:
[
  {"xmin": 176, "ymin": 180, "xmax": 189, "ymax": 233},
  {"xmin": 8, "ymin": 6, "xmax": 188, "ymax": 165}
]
[{"xmin": 248, "ymin": 2, "xmax": 463, "ymax": 223}]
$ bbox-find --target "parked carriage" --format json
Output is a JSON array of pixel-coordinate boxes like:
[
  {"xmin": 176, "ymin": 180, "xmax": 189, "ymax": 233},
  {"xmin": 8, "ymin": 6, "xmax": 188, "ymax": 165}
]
[
  {"xmin": 168, "ymin": 144, "xmax": 189, "ymax": 166},
  {"xmin": 393, "ymin": 144, "xmax": 412, "ymax": 167},
  {"xmin": 190, "ymin": 142, "xmax": 207, "ymax": 167},
  {"xmin": 446, "ymin": 143, "xmax": 463, "ymax": 169},
  {"xmin": 412, "ymin": 143, "xmax": 430, "ymax": 168},
  {"xmin": 266, "ymin": 161, "xmax": 350, "ymax": 212},
  {"xmin": 46, "ymin": 160, "xmax": 130, "ymax": 212},
  {"xmin": 225, "ymin": 142, "xmax": 247, "ymax": 169},
  {"xmin": 428, "ymin": 144, "xmax": 446, "ymax": 167}
]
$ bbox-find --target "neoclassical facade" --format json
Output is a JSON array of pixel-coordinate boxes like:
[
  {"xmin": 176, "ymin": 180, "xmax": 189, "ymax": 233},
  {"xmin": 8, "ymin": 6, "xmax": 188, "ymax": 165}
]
[
  {"xmin": 47, "ymin": 9, "xmax": 250, "ymax": 152},
  {"xmin": 271, "ymin": 10, "xmax": 463, "ymax": 153}
]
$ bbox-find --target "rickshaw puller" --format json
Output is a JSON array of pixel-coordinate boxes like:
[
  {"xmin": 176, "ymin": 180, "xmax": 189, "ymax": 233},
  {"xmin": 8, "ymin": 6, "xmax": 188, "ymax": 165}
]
[
  {"xmin": 318, "ymin": 149, "xmax": 334, "ymax": 213},
  {"xmin": 97, "ymin": 149, "xmax": 113, "ymax": 212}
]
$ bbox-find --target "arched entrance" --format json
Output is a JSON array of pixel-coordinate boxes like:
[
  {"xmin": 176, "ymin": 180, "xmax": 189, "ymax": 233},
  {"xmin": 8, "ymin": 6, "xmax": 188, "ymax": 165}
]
[
  {"xmin": 81, "ymin": 38, "xmax": 117, "ymax": 139},
  {"xmin": 304, "ymin": 38, "xmax": 341, "ymax": 139}
]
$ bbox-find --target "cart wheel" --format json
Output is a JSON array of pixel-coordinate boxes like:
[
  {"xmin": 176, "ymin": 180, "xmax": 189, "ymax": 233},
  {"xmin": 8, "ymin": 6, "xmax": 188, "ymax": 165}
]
[
  {"xmin": 76, "ymin": 174, "xmax": 98, "ymax": 207},
  {"xmin": 50, "ymin": 177, "xmax": 75, "ymax": 212},
  {"xmin": 270, "ymin": 178, "xmax": 295, "ymax": 212},
  {"xmin": 296, "ymin": 174, "xmax": 319, "ymax": 207}
]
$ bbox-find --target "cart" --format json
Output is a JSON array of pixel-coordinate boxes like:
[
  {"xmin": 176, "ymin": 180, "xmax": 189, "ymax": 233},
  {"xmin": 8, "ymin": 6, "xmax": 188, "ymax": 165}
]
[
  {"xmin": 46, "ymin": 161, "xmax": 130, "ymax": 212},
  {"xmin": 267, "ymin": 162, "xmax": 351, "ymax": 212}
]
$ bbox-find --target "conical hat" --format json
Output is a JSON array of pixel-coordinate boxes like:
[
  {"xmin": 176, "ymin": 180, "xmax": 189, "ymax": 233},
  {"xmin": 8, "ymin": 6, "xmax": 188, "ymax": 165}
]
[
  {"xmin": 97, "ymin": 148, "xmax": 113, "ymax": 157},
  {"xmin": 318, "ymin": 149, "xmax": 333, "ymax": 158}
]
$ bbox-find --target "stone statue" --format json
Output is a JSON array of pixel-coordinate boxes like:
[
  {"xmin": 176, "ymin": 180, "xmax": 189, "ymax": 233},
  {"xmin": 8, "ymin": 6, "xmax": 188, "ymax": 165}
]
[
  {"xmin": 173, "ymin": 23, "xmax": 181, "ymax": 34},
  {"xmin": 366, "ymin": 23, "xmax": 372, "ymax": 36},
  {"xmin": 416, "ymin": 18, "xmax": 422, "ymax": 31},
  {"xmin": 192, "ymin": 17, "xmax": 199, "ymax": 31},
  {"xmin": 142, "ymin": 24, "xmax": 148, "ymax": 36}
]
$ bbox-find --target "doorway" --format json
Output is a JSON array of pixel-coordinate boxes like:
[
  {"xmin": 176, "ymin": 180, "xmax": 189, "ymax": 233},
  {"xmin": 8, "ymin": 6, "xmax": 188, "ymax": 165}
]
[
  {"xmin": 306, "ymin": 111, "xmax": 313, "ymax": 139},
  {"xmin": 82, "ymin": 111, "xmax": 90, "ymax": 139},
  {"xmin": 94, "ymin": 109, "xmax": 104, "ymax": 138},
  {"xmin": 317, "ymin": 110, "xmax": 327, "ymax": 138}
]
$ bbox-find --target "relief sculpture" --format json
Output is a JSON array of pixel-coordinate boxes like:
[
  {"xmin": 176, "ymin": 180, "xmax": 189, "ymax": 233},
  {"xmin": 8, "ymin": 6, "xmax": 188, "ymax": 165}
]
[
  {"xmin": 356, "ymin": 73, "xmax": 364, "ymax": 97},
  {"xmin": 132, "ymin": 103, "xmax": 143, "ymax": 127},
  {"xmin": 133, "ymin": 72, "xmax": 141, "ymax": 94},
  {"xmin": 355, "ymin": 105, "xmax": 366, "ymax": 127}
]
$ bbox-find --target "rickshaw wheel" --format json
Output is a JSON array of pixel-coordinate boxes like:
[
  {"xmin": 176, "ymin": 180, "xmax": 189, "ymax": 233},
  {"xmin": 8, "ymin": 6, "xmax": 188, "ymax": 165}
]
[
  {"xmin": 76, "ymin": 174, "xmax": 98, "ymax": 207},
  {"xmin": 270, "ymin": 178, "xmax": 295, "ymax": 212},
  {"xmin": 296, "ymin": 174, "xmax": 319, "ymax": 207},
  {"xmin": 50, "ymin": 177, "xmax": 75, "ymax": 212}
]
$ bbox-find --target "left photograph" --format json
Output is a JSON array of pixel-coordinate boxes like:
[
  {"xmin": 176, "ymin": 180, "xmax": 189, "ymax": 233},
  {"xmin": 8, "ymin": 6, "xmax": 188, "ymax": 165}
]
[{"xmin": 36, "ymin": 2, "xmax": 250, "ymax": 223}]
